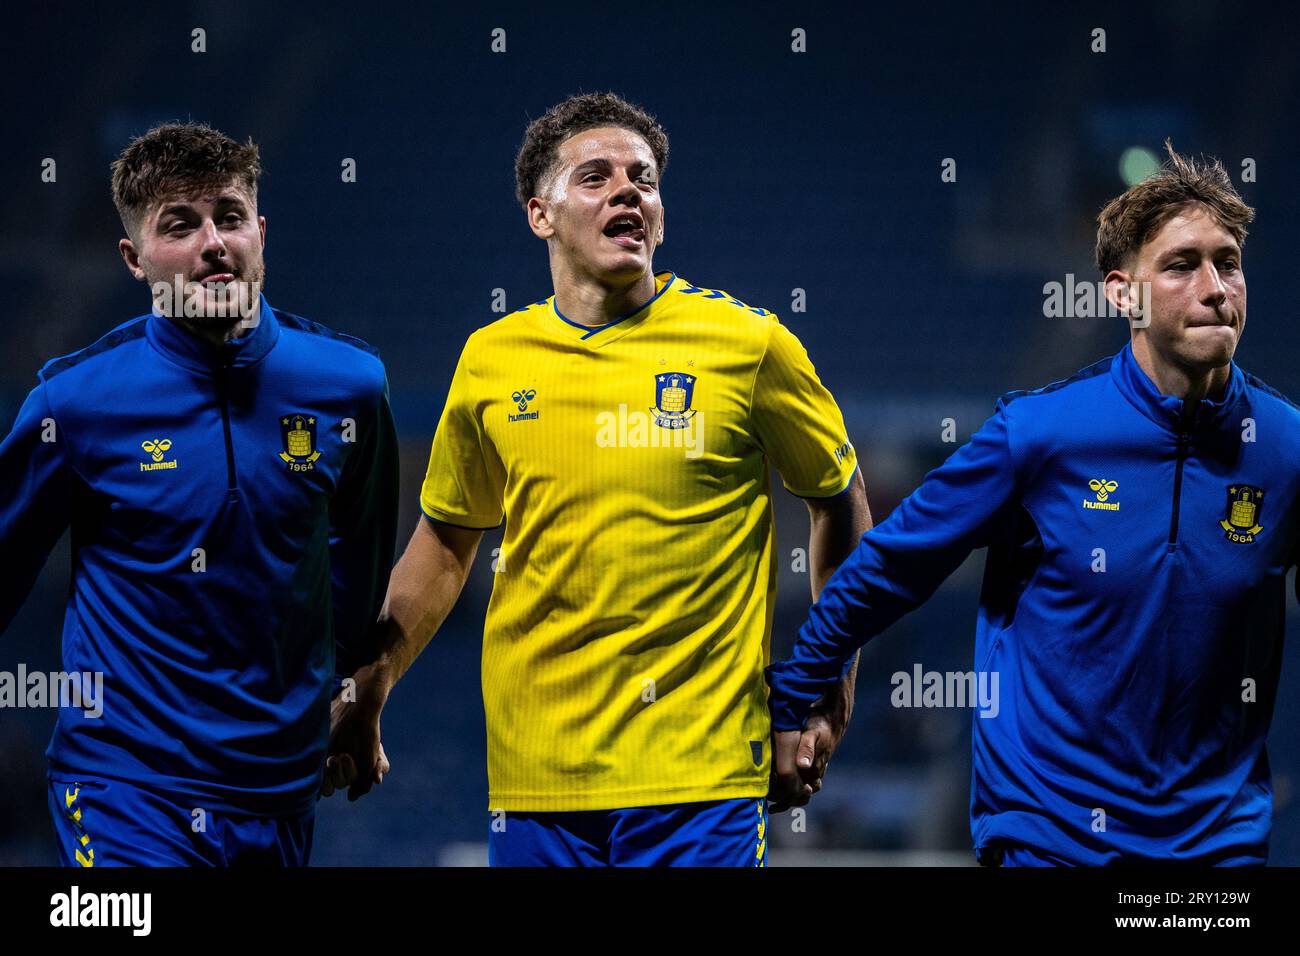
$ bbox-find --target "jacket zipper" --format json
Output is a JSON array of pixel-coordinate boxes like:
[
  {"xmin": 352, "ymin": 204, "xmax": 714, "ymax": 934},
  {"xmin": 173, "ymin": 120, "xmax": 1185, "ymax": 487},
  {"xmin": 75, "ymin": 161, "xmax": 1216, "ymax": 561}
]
[
  {"xmin": 215, "ymin": 363, "xmax": 238, "ymax": 492},
  {"xmin": 1167, "ymin": 400, "xmax": 1195, "ymax": 549}
]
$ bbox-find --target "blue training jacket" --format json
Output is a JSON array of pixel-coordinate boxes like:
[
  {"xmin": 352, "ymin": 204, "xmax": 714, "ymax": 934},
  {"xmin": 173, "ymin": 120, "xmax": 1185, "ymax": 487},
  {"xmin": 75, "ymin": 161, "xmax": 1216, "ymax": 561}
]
[
  {"xmin": 0, "ymin": 295, "xmax": 399, "ymax": 816},
  {"xmin": 767, "ymin": 342, "xmax": 1300, "ymax": 864}
]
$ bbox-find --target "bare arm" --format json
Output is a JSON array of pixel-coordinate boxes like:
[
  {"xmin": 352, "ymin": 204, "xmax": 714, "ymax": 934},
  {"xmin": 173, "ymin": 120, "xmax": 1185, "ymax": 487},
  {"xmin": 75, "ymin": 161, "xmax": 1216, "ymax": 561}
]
[
  {"xmin": 805, "ymin": 466, "xmax": 873, "ymax": 706},
  {"xmin": 321, "ymin": 516, "xmax": 481, "ymax": 800},
  {"xmin": 770, "ymin": 468, "xmax": 872, "ymax": 811},
  {"xmin": 808, "ymin": 468, "xmax": 873, "ymax": 593},
  {"xmin": 361, "ymin": 516, "xmax": 483, "ymax": 696}
]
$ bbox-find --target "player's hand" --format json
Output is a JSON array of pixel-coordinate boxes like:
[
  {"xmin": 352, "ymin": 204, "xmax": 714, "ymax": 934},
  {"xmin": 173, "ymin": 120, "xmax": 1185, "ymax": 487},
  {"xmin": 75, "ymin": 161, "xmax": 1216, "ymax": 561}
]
[
  {"xmin": 319, "ymin": 664, "xmax": 392, "ymax": 802},
  {"xmin": 768, "ymin": 729, "xmax": 815, "ymax": 812},
  {"xmin": 767, "ymin": 677, "xmax": 854, "ymax": 812},
  {"xmin": 796, "ymin": 675, "xmax": 854, "ymax": 794}
]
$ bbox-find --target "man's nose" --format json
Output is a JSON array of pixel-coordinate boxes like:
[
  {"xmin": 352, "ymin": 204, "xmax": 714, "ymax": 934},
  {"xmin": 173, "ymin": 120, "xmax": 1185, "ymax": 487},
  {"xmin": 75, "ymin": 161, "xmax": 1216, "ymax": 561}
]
[
  {"xmin": 609, "ymin": 171, "xmax": 640, "ymax": 205},
  {"xmin": 1198, "ymin": 261, "xmax": 1227, "ymax": 305},
  {"xmin": 198, "ymin": 219, "xmax": 227, "ymax": 257}
]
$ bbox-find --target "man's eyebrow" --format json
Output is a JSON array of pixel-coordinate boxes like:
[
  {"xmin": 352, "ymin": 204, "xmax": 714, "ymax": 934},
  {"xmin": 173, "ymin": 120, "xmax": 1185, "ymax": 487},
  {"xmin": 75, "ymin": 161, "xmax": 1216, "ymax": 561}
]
[
  {"xmin": 1158, "ymin": 243, "xmax": 1241, "ymax": 260},
  {"xmin": 157, "ymin": 193, "xmax": 248, "ymax": 215},
  {"xmin": 571, "ymin": 158, "xmax": 612, "ymax": 175},
  {"xmin": 155, "ymin": 202, "xmax": 196, "ymax": 219},
  {"xmin": 570, "ymin": 158, "xmax": 655, "ymax": 176}
]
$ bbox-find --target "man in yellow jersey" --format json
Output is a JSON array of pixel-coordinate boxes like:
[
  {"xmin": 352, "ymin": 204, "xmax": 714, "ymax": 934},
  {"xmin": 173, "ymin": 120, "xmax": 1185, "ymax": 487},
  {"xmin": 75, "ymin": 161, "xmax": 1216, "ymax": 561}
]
[{"xmin": 324, "ymin": 93, "xmax": 871, "ymax": 865}]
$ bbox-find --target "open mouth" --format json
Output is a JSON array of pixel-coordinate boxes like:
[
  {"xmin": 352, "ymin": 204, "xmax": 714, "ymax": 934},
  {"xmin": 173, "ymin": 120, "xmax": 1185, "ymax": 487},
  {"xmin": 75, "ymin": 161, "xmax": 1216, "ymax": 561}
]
[{"xmin": 602, "ymin": 215, "xmax": 645, "ymax": 247}]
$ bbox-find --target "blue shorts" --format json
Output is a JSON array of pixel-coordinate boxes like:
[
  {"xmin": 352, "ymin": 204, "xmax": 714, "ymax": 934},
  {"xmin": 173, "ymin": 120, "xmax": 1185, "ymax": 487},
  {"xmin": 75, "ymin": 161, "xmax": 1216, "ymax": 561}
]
[
  {"xmin": 48, "ymin": 775, "xmax": 314, "ymax": 867},
  {"xmin": 488, "ymin": 797, "xmax": 768, "ymax": 867}
]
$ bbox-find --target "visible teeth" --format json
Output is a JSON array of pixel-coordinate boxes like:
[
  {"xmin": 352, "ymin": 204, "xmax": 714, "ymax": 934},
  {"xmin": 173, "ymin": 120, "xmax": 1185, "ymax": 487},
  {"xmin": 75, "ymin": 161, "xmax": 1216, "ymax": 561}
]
[{"xmin": 605, "ymin": 216, "xmax": 642, "ymax": 238}]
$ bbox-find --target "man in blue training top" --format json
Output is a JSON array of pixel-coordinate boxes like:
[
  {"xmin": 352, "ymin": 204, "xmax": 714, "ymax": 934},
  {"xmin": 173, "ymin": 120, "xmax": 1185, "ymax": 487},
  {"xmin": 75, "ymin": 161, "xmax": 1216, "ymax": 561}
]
[
  {"xmin": 768, "ymin": 141, "xmax": 1298, "ymax": 865},
  {"xmin": 0, "ymin": 122, "xmax": 398, "ymax": 866}
]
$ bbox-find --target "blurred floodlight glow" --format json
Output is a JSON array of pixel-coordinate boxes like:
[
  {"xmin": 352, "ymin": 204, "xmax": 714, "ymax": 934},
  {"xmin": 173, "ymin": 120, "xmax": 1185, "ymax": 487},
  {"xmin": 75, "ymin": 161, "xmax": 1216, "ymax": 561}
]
[{"xmin": 1119, "ymin": 146, "xmax": 1161, "ymax": 185}]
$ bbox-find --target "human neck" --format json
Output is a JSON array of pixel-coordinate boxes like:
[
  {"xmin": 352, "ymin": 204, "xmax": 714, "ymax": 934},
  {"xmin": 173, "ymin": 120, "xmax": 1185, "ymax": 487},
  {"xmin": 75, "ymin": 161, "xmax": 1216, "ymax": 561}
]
[
  {"xmin": 551, "ymin": 265, "xmax": 658, "ymax": 328},
  {"xmin": 1131, "ymin": 336, "xmax": 1230, "ymax": 403}
]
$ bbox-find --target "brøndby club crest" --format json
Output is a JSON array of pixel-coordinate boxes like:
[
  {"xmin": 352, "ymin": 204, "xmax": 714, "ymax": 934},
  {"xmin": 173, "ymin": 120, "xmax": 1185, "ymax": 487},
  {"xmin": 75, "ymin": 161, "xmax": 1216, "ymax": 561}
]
[
  {"xmin": 279, "ymin": 414, "xmax": 321, "ymax": 471},
  {"xmin": 1220, "ymin": 485, "xmax": 1264, "ymax": 544},
  {"xmin": 651, "ymin": 372, "xmax": 697, "ymax": 429}
]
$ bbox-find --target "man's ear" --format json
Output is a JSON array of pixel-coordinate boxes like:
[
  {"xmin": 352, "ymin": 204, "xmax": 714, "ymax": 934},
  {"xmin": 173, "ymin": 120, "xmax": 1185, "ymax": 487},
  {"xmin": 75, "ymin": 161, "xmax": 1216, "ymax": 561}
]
[
  {"xmin": 1103, "ymin": 268, "xmax": 1137, "ymax": 316},
  {"xmin": 656, "ymin": 205, "xmax": 665, "ymax": 248},
  {"xmin": 526, "ymin": 197, "xmax": 555, "ymax": 240},
  {"xmin": 258, "ymin": 215, "xmax": 267, "ymax": 250},
  {"xmin": 1104, "ymin": 267, "xmax": 1151, "ymax": 330},
  {"xmin": 119, "ymin": 237, "xmax": 147, "ymax": 282}
]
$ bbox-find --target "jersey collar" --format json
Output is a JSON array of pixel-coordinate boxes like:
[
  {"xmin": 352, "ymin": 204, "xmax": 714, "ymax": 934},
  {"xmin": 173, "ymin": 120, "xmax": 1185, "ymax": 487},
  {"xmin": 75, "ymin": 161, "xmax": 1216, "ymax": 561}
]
[
  {"xmin": 146, "ymin": 293, "xmax": 280, "ymax": 376},
  {"xmin": 545, "ymin": 272, "xmax": 676, "ymax": 346},
  {"xmin": 1111, "ymin": 340, "xmax": 1245, "ymax": 434}
]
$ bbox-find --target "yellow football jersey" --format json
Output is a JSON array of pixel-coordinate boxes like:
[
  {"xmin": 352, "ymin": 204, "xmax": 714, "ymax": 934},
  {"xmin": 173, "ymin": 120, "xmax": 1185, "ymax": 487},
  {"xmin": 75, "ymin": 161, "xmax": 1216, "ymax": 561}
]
[{"xmin": 420, "ymin": 271, "xmax": 857, "ymax": 811}]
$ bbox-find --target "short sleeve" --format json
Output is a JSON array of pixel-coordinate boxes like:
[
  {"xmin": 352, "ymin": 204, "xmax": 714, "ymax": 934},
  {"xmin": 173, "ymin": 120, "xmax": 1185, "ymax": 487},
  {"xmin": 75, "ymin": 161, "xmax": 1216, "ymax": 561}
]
[
  {"xmin": 419, "ymin": 340, "xmax": 506, "ymax": 529},
  {"xmin": 748, "ymin": 317, "xmax": 856, "ymax": 497}
]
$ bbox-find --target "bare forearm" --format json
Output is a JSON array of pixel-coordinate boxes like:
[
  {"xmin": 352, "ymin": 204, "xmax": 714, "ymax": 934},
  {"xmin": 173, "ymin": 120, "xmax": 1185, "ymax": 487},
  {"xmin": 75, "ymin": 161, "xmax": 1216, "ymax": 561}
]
[
  {"xmin": 807, "ymin": 469, "xmax": 872, "ymax": 600},
  {"xmin": 355, "ymin": 518, "xmax": 480, "ymax": 697},
  {"xmin": 370, "ymin": 564, "xmax": 463, "ymax": 687},
  {"xmin": 806, "ymin": 468, "xmax": 872, "ymax": 703}
]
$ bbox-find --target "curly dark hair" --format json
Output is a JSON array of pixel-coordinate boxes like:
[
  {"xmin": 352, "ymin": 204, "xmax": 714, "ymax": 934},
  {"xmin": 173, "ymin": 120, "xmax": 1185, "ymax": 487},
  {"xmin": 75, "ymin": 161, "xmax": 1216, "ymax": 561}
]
[
  {"xmin": 1096, "ymin": 139, "xmax": 1254, "ymax": 275},
  {"xmin": 111, "ymin": 122, "xmax": 261, "ymax": 239},
  {"xmin": 514, "ymin": 92, "xmax": 669, "ymax": 207}
]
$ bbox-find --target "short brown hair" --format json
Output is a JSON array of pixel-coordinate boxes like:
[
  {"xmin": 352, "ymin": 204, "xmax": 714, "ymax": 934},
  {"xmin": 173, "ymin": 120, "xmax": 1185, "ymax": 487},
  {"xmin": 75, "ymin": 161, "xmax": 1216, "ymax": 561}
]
[
  {"xmin": 111, "ymin": 122, "xmax": 261, "ymax": 238},
  {"xmin": 1095, "ymin": 140, "xmax": 1254, "ymax": 275},
  {"xmin": 514, "ymin": 92, "xmax": 669, "ymax": 207}
]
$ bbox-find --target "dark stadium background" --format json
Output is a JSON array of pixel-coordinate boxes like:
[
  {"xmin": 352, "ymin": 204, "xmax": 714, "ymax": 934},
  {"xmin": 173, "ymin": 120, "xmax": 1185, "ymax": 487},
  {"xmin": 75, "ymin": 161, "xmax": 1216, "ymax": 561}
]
[{"xmin": 2, "ymin": 1, "xmax": 1299, "ymax": 865}]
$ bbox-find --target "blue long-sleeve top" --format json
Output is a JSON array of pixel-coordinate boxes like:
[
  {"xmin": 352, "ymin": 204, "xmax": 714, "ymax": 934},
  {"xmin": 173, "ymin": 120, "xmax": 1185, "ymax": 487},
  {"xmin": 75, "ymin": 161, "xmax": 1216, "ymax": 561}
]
[
  {"xmin": 0, "ymin": 296, "xmax": 399, "ymax": 815},
  {"xmin": 767, "ymin": 343, "xmax": 1300, "ymax": 864}
]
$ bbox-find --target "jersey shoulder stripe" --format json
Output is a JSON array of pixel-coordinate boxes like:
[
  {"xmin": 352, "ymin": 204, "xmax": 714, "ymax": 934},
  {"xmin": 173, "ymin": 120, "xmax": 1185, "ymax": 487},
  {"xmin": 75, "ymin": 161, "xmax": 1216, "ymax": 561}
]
[
  {"xmin": 672, "ymin": 278, "xmax": 775, "ymax": 318},
  {"xmin": 998, "ymin": 354, "xmax": 1114, "ymax": 408},
  {"xmin": 1242, "ymin": 369, "xmax": 1300, "ymax": 415},
  {"xmin": 273, "ymin": 308, "xmax": 381, "ymax": 358},
  {"xmin": 41, "ymin": 316, "xmax": 150, "ymax": 382}
]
